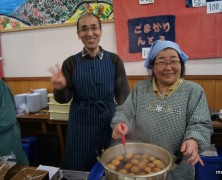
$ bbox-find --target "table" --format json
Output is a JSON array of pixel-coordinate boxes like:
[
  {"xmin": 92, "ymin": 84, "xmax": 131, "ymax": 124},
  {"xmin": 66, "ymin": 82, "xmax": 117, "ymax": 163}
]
[
  {"xmin": 212, "ymin": 120, "xmax": 222, "ymax": 129},
  {"xmin": 17, "ymin": 113, "xmax": 49, "ymax": 134},
  {"xmin": 17, "ymin": 113, "xmax": 67, "ymax": 165},
  {"xmin": 17, "ymin": 114, "xmax": 222, "ymax": 165},
  {"xmin": 47, "ymin": 119, "xmax": 67, "ymax": 162}
]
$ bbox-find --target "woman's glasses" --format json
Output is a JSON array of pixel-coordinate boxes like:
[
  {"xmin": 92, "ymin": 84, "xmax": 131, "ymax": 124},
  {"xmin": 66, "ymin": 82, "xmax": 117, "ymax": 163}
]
[{"xmin": 155, "ymin": 60, "xmax": 181, "ymax": 68}]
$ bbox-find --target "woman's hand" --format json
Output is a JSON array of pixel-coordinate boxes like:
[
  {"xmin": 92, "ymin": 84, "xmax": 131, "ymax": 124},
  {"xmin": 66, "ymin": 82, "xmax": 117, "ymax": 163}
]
[
  {"xmin": 112, "ymin": 123, "xmax": 128, "ymax": 139},
  {"xmin": 48, "ymin": 63, "xmax": 66, "ymax": 90},
  {"xmin": 180, "ymin": 139, "xmax": 204, "ymax": 166}
]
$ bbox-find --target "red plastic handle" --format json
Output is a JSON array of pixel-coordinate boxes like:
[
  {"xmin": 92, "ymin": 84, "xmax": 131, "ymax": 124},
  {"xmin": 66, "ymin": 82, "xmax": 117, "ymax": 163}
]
[{"xmin": 120, "ymin": 123, "xmax": 126, "ymax": 146}]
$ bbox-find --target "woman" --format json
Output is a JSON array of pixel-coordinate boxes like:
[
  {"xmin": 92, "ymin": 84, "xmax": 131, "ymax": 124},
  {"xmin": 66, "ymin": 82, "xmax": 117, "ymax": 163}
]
[
  {"xmin": 0, "ymin": 79, "xmax": 28, "ymax": 165},
  {"xmin": 111, "ymin": 40, "xmax": 213, "ymax": 179},
  {"xmin": 50, "ymin": 14, "xmax": 130, "ymax": 171}
]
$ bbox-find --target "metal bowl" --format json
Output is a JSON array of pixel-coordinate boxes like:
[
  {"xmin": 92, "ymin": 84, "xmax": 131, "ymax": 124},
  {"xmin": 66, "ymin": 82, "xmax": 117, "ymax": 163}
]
[{"xmin": 99, "ymin": 142, "xmax": 173, "ymax": 180}]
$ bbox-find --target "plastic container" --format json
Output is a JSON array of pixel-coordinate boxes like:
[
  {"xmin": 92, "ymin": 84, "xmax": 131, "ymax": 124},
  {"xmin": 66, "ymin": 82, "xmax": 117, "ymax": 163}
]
[
  {"xmin": 48, "ymin": 93, "xmax": 71, "ymax": 105},
  {"xmin": 49, "ymin": 111, "xmax": 69, "ymax": 121},
  {"xmin": 88, "ymin": 162, "xmax": 104, "ymax": 180},
  {"xmin": 195, "ymin": 147, "xmax": 222, "ymax": 180},
  {"xmin": 22, "ymin": 136, "xmax": 36, "ymax": 164},
  {"xmin": 51, "ymin": 169, "xmax": 89, "ymax": 180},
  {"xmin": 48, "ymin": 102, "xmax": 70, "ymax": 112}
]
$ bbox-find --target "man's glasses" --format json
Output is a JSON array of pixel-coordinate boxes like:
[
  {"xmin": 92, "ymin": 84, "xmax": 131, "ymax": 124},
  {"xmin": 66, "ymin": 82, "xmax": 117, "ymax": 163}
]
[
  {"xmin": 78, "ymin": 26, "xmax": 100, "ymax": 33},
  {"xmin": 155, "ymin": 60, "xmax": 181, "ymax": 68}
]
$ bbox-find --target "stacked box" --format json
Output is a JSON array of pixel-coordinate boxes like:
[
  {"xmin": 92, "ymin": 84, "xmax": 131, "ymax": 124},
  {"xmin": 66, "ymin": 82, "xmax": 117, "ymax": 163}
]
[{"xmin": 48, "ymin": 93, "xmax": 71, "ymax": 121}]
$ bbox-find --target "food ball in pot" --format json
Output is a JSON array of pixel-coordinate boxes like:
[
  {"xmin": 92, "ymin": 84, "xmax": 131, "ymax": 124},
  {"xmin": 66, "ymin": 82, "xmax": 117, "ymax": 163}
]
[
  {"xmin": 144, "ymin": 166, "xmax": 151, "ymax": 173},
  {"xmin": 107, "ymin": 163, "xmax": 116, "ymax": 170},
  {"xmin": 128, "ymin": 173, "xmax": 135, "ymax": 175},
  {"xmin": 130, "ymin": 166, "xmax": 140, "ymax": 174},
  {"xmin": 118, "ymin": 169, "xmax": 128, "ymax": 174},
  {"xmin": 115, "ymin": 154, "xmax": 124, "ymax": 160},
  {"xmin": 138, "ymin": 161, "xmax": 147, "ymax": 169},
  {"xmin": 148, "ymin": 156, "xmax": 156, "ymax": 161},
  {"xmin": 153, "ymin": 159, "xmax": 166, "ymax": 169},
  {"xmin": 124, "ymin": 162, "xmax": 133, "ymax": 170},
  {"xmin": 131, "ymin": 159, "xmax": 139, "ymax": 165},
  {"xmin": 139, "ymin": 171, "xmax": 146, "ymax": 175},
  {"xmin": 141, "ymin": 158, "xmax": 148, "ymax": 163},
  {"xmin": 126, "ymin": 152, "xmax": 133, "ymax": 159},
  {"xmin": 147, "ymin": 162, "xmax": 155, "ymax": 168},
  {"xmin": 153, "ymin": 167, "xmax": 161, "ymax": 172},
  {"xmin": 111, "ymin": 159, "xmax": 120, "ymax": 166},
  {"xmin": 133, "ymin": 154, "xmax": 141, "ymax": 159},
  {"xmin": 141, "ymin": 154, "xmax": 149, "ymax": 159}
]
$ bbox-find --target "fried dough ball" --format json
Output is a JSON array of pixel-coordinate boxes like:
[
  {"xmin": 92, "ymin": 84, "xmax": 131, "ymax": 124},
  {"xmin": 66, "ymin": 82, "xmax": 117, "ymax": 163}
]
[
  {"xmin": 131, "ymin": 159, "xmax": 139, "ymax": 165},
  {"xmin": 128, "ymin": 173, "xmax": 135, "ymax": 175},
  {"xmin": 107, "ymin": 163, "xmax": 116, "ymax": 170},
  {"xmin": 111, "ymin": 159, "xmax": 120, "ymax": 166},
  {"xmin": 130, "ymin": 166, "xmax": 140, "ymax": 174},
  {"xmin": 157, "ymin": 162, "xmax": 166, "ymax": 169},
  {"xmin": 118, "ymin": 169, "xmax": 128, "ymax": 174},
  {"xmin": 115, "ymin": 154, "xmax": 124, "ymax": 161},
  {"xmin": 153, "ymin": 159, "xmax": 162, "ymax": 165},
  {"xmin": 126, "ymin": 152, "xmax": 133, "ymax": 159},
  {"xmin": 153, "ymin": 159, "xmax": 165, "ymax": 169},
  {"xmin": 153, "ymin": 167, "xmax": 161, "ymax": 173},
  {"xmin": 141, "ymin": 154, "xmax": 149, "ymax": 159},
  {"xmin": 144, "ymin": 166, "xmax": 151, "ymax": 173},
  {"xmin": 138, "ymin": 161, "xmax": 147, "ymax": 169},
  {"xmin": 148, "ymin": 156, "xmax": 156, "ymax": 161},
  {"xmin": 141, "ymin": 159, "xmax": 148, "ymax": 163},
  {"xmin": 147, "ymin": 162, "xmax": 155, "ymax": 168},
  {"xmin": 133, "ymin": 154, "xmax": 141, "ymax": 159},
  {"xmin": 139, "ymin": 171, "xmax": 146, "ymax": 175},
  {"xmin": 124, "ymin": 163, "xmax": 133, "ymax": 170}
]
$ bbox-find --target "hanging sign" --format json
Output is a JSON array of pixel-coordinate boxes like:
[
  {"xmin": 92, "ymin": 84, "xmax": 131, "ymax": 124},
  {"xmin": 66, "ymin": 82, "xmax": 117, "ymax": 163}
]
[
  {"xmin": 207, "ymin": 0, "xmax": 222, "ymax": 14},
  {"xmin": 139, "ymin": 0, "xmax": 154, "ymax": 5},
  {"xmin": 142, "ymin": 48, "xmax": 150, "ymax": 59},
  {"xmin": 192, "ymin": 0, "xmax": 206, "ymax": 7},
  {"xmin": 128, "ymin": 15, "xmax": 175, "ymax": 53}
]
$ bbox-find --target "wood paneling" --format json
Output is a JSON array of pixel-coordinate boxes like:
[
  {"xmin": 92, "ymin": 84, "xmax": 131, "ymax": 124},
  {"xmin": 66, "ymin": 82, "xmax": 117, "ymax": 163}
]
[
  {"xmin": 215, "ymin": 80, "xmax": 222, "ymax": 112},
  {"xmin": 3, "ymin": 75, "xmax": 222, "ymax": 111}
]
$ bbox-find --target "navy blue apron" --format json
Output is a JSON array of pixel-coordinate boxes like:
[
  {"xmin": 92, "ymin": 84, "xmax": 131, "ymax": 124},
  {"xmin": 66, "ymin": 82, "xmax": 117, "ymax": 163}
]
[{"xmin": 64, "ymin": 52, "xmax": 116, "ymax": 171}]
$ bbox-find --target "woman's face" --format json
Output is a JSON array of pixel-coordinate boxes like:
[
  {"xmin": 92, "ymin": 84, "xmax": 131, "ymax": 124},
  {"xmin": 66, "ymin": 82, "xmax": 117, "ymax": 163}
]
[{"xmin": 152, "ymin": 48, "xmax": 181, "ymax": 87}]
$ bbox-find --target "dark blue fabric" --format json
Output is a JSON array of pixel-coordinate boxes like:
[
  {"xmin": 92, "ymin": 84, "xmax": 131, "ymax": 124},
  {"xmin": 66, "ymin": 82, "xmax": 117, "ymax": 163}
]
[
  {"xmin": 128, "ymin": 15, "xmax": 175, "ymax": 53},
  {"xmin": 64, "ymin": 52, "xmax": 116, "ymax": 171}
]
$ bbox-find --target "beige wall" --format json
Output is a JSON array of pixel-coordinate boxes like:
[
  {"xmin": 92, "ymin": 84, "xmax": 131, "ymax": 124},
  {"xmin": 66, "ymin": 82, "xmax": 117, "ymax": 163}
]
[{"xmin": 1, "ymin": 22, "xmax": 222, "ymax": 77}]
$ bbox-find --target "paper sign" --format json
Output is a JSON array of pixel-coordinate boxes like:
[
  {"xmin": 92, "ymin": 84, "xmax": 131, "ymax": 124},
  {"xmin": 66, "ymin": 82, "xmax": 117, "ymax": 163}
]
[
  {"xmin": 207, "ymin": 1, "xmax": 222, "ymax": 14},
  {"xmin": 139, "ymin": 0, "xmax": 154, "ymax": 5},
  {"xmin": 142, "ymin": 48, "xmax": 150, "ymax": 59},
  {"xmin": 192, "ymin": 0, "xmax": 206, "ymax": 7},
  {"xmin": 128, "ymin": 15, "xmax": 175, "ymax": 53}
]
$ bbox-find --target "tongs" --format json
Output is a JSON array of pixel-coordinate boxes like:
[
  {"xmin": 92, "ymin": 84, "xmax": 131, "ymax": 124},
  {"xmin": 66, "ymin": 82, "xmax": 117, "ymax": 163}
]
[{"xmin": 120, "ymin": 123, "xmax": 127, "ymax": 163}]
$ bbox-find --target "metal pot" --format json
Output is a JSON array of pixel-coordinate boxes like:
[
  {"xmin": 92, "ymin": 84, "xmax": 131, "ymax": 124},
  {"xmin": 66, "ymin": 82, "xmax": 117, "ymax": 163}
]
[{"xmin": 99, "ymin": 142, "xmax": 173, "ymax": 180}]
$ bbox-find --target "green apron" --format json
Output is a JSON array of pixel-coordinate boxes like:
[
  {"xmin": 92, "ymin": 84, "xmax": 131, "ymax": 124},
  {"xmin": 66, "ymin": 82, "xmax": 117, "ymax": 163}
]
[{"xmin": 0, "ymin": 79, "xmax": 28, "ymax": 165}]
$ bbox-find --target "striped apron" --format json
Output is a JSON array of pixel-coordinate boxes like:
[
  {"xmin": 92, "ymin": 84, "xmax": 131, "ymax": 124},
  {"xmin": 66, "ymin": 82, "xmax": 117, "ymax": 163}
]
[{"xmin": 64, "ymin": 52, "xmax": 116, "ymax": 171}]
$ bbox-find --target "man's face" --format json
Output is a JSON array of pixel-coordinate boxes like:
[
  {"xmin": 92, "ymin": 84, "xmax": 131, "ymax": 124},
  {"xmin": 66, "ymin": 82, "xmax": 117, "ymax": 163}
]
[{"xmin": 77, "ymin": 15, "xmax": 102, "ymax": 52}]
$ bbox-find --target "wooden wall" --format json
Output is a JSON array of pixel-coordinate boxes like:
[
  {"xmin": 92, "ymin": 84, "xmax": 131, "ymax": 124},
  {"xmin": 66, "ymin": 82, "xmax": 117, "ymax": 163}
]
[{"xmin": 3, "ymin": 75, "xmax": 222, "ymax": 111}]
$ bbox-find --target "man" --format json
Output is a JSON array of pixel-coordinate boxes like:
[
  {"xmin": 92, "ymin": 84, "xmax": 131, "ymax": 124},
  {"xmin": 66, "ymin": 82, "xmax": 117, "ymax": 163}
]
[{"xmin": 50, "ymin": 14, "xmax": 130, "ymax": 171}]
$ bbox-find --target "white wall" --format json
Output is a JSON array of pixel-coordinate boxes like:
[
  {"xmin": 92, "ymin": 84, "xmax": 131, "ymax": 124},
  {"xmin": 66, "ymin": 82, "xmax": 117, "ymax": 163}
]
[{"xmin": 1, "ymin": 23, "xmax": 222, "ymax": 77}]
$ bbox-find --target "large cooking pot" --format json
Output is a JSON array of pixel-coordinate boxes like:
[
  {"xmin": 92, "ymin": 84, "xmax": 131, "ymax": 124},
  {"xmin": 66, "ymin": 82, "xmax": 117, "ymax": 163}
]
[{"xmin": 99, "ymin": 142, "xmax": 173, "ymax": 180}]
